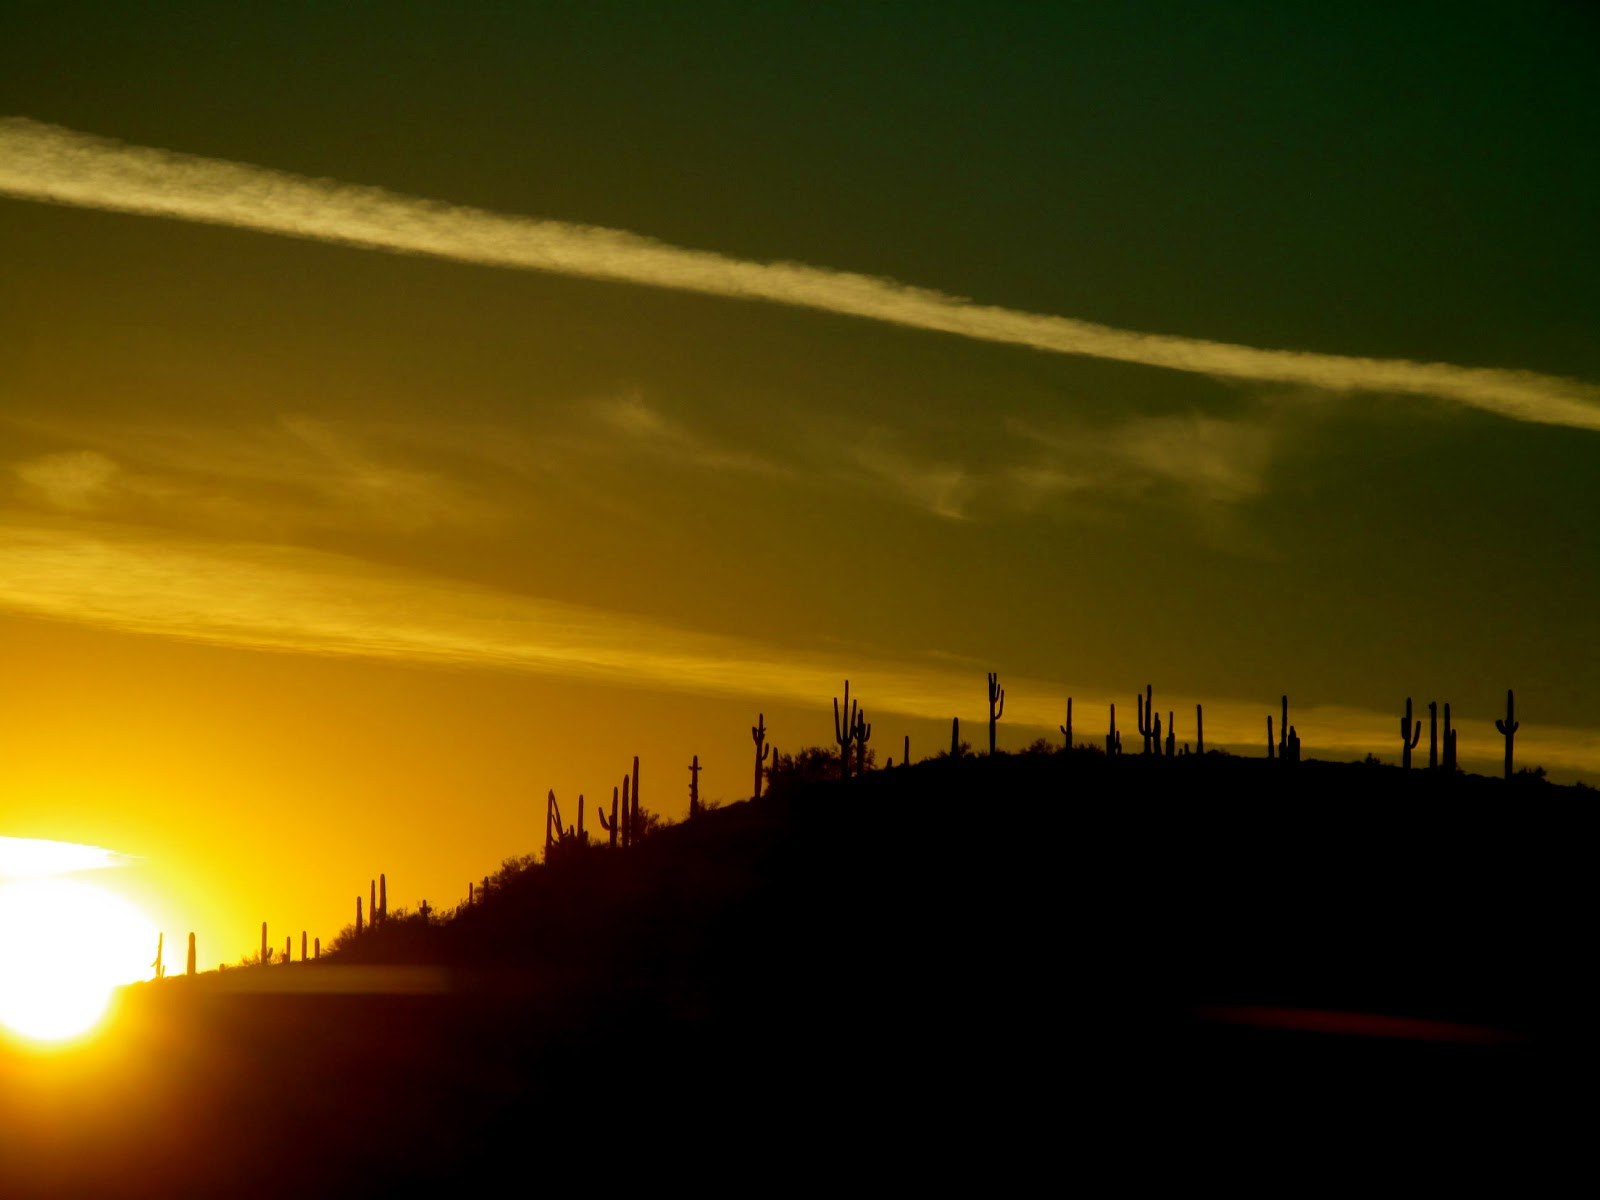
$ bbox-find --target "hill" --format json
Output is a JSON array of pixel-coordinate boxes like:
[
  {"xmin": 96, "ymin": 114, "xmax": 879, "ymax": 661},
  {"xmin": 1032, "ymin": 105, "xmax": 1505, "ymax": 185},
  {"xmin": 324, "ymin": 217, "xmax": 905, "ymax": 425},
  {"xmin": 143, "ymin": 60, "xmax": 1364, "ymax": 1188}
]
[{"xmin": 2, "ymin": 751, "xmax": 1588, "ymax": 1192}]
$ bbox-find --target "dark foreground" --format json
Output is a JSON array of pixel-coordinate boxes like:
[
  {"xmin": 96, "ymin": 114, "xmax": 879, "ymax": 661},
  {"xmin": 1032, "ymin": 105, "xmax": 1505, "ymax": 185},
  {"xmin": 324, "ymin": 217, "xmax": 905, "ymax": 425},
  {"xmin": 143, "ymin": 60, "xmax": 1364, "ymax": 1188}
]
[{"xmin": 2, "ymin": 754, "xmax": 1590, "ymax": 1193}]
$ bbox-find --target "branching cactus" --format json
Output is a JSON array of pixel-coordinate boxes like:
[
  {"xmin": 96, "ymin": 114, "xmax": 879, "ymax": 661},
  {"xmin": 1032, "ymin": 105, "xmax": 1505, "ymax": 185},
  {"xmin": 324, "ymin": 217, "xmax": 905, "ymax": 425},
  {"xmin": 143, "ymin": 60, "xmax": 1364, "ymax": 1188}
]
[
  {"xmin": 834, "ymin": 680, "xmax": 857, "ymax": 781},
  {"xmin": 1136, "ymin": 685, "xmax": 1155, "ymax": 755},
  {"xmin": 1060, "ymin": 697, "xmax": 1072, "ymax": 750},
  {"xmin": 1400, "ymin": 698, "xmax": 1422, "ymax": 770},
  {"xmin": 1495, "ymin": 689, "xmax": 1519, "ymax": 781},
  {"xmin": 752, "ymin": 713, "xmax": 770, "ymax": 800},
  {"xmin": 987, "ymin": 672, "xmax": 1005, "ymax": 755},
  {"xmin": 852, "ymin": 707, "xmax": 872, "ymax": 775}
]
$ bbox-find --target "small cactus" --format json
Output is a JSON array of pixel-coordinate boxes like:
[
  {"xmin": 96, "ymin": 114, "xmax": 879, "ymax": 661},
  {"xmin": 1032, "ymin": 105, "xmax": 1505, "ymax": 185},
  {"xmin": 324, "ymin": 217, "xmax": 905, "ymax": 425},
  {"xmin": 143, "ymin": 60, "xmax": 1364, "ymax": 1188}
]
[
  {"xmin": 834, "ymin": 681, "xmax": 857, "ymax": 781},
  {"xmin": 1495, "ymin": 689, "xmax": 1519, "ymax": 781},
  {"xmin": 1400, "ymin": 698, "xmax": 1422, "ymax": 769},
  {"xmin": 987, "ymin": 672, "xmax": 1005, "ymax": 755},
  {"xmin": 752, "ymin": 713, "xmax": 770, "ymax": 800},
  {"xmin": 1136, "ymin": 685, "xmax": 1155, "ymax": 755}
]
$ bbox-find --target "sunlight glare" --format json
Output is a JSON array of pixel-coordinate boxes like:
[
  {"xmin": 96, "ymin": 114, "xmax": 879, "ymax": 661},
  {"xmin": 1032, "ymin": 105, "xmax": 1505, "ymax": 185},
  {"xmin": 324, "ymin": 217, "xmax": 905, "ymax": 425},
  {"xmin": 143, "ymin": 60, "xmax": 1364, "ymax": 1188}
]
[{"xmin": 0, "ymin": 878, "xmax": 157, "ymax": 1044}]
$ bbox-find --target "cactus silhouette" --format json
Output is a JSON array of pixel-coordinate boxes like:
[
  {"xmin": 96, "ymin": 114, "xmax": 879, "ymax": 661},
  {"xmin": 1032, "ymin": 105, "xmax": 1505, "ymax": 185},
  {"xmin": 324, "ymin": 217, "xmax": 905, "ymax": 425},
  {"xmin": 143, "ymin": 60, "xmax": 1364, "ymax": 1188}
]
[
  {"xmin": 1266, "ymin": 713, "xmax": 1275, "ymax": 760},
  {"xmin": 751, "ymin": 713, "xmax": 770, "ymax": 800},
  {"xmin": 152, "ymin": 932, "xmax": 165, "ymax": 980},
  {"xmin": 1286, "ymin": 725, "xmax": 1301, "ymax": 764},
  {"xmin": 301, "ymin": 931, "xmax": 307, "ymax": 963},
  {"xmin": 379, "ymin": 874, "xmax": 387, "ymax": 922},
  {"xmin": 260, "ymin": 922, "xmax": 269, "ymax": 966},
  {"xmin": 1196, "ymin": 704, "xmax": 1204, "ymax": 755},
  {"xmin": 1164, "ymin": 712, "xmax": 1175, "ymax": 758},
  {"xmin": 1106, "ymin": 703, "xmax": 1118, "ymax": 756},
  {"xmin": 356, "ymin": 896, "xmax": 363, "ymax": 936},
  {"xmin": 1136, "ymin": 685, "xmax": 1155, "ymax": 755},
  {"xmin": 950, "ymin": 716, "xmax": 960, "ymax": 757},
  {"xmin": 284, "ymin": 936, "xmax": 291, "ymax": 963},
  {"xmin": 1495, "ymin": 689, "xmax": 1519, "ymax": 780},
  {"xmin": 834, "ymin": 680, "xmax": 858, "ymax": 781},
  {"xmin": 1400, "ymin": 698, "xmax": 1422, "ymax": 770},
  {"xmin": 370, "ymin": 880, "xmax": 377, "ymax": 927},
  {"xmin": 903, "ymin": 733, "xmax": 910, "ymax": 767},
  {"xmin": 314, "ymin": 937, "xmax": 321, "ymax": 960},
  {"xmin": 688, "ymin": 754, "xmax": 702, "ymax": 818},
  {"xmin": 1059, "ymin": 697, "xmax": 1072, "ymax": 750},
  {"xmin": 1443, "ymin": 703, "xmax": 1458, "ymax": 773},
  {"xmin": 987, "ymin": 672, "xmax": 1005, "ymax": 755},
  {"xmin": 852, "ymin": 706, "xmax": 872, "ymax": 774},
  {"xmin": 629, "ymin": 757, "xmax": 642, "ymax": 845},
  {"xmin": 600, "ymin": 785, "xmax": 620, "ymax": 847},
  {"xmin": 186, "ymin": 931, "xmax": 196, "ymax": 977}
]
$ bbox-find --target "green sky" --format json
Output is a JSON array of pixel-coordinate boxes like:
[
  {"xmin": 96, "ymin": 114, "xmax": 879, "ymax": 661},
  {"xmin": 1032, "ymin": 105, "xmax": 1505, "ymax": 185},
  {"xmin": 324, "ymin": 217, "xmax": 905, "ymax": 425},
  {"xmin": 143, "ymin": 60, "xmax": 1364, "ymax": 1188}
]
[{"xmin": 2, "ymin": 4, "xmax": 1597, "ymax": 963}]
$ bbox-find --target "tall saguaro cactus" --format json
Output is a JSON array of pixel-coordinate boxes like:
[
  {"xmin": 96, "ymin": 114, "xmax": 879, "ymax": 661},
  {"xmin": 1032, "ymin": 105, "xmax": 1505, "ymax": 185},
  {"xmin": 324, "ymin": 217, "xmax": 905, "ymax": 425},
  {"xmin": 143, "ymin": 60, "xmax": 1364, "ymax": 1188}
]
[
  {"xmin": 1060, "ymin": 698, "xmax": 1073, "ymax": 750},
  {"xmin": 950, "ymin": 717, "xmax": 960, "ymax": 757},
  {"xmin": 1196, "ymin": 704, "xmax": 1205, "ymax": 755},
  {"xmin": 834, "ymin": 681, "xmax": 858, "ymax": 780},
  {"xmin": 1266, "ymin": 714, "xmax": 1275, "ymax": 760},
  {"xmin": 1106, "ymin": 703, "xmax": 1118, "ymax": 756},
  {"xmin": 688, "ymin": 754, "xmax": 702, "ymax": 818},
  {"xmin": 186, "ymin": 932, "xmax": 196, "ymax": 977},
  {"xmin": 1400, "ymin": 698, "xmax": 1422, "ymax": 770},
  {"xmin": 260, "ymin": 922, "xmax": 269, "ymax": 966},
  {"xmin": 987, "ymin": 672, "xmax": 1005, "ymax": 755},
  {"xmin": 152, "ymin": 932, "xmax": 165, "ymax": 980},
  {"xmin": 752, "ymin": 712, "xmax": 770, "ymax": 800},
  {"xmin": 1443, "ymin": 703, "xmax": 1458, "ymax": 773},
  {"xmin": 1136, "ymin": 685, "xmax": 1155, "ymax": 755},
  {"xmin": 1164, "ymin": 712, "xmax": 1175, "ymax": 758},
  {"xmin": 1496, "ymin": 689, "xmax": 1519, "ymax": 780},
  {"xmin": 355, "ymin": 897, "xmax": 363, "ymax": 936}
]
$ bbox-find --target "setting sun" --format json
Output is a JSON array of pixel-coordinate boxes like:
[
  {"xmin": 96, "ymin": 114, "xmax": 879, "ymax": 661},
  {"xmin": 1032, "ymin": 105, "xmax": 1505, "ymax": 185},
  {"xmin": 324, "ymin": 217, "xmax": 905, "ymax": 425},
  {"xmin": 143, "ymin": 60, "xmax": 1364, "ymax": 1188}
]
[{"xmin": 0, "ymin": 876, "xmax": 156, "ymax": 1045}]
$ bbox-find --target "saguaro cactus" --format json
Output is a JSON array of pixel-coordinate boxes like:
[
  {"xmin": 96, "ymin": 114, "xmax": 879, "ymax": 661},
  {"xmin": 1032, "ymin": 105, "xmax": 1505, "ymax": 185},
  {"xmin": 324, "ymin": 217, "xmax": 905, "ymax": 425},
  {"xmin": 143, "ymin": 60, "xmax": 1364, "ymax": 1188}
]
[
  {"xmin": 1495, "ymin": 689, "xmax": 1519, "ymax": 781},
  {"xmin": 1266, "ymin": 714, "xmax": 1275, "ymax": 760},
  {"xmin": 370, "ymin": 880, "xmax": 377, "ymax": 927},
  {"xmin": 1443, "ymin": 703, "xmax": 1458, "ymax": 773},
  {"xmin": 379, "ymin": 874, "xmax": 387, "ymax": 922},
  {"xmin": 1400, "ymin": 698, "xmax": 1422, "ymax": 770},
  {"xmin": 903, "ymin": 733, "xmax": 910, "ymax": 767},
  {"xmin": 1136, "ymin": 685, "xmax": 1155, "ymax": 755},
  {"xmin": 260, "ymin": 922, "xmax": 269, "ymax": 965},
  {"xmin": 314, "ymin": 937, "xmax": 321, "ymax": 960},
  {"xmin": 1106, "ymin": 703, "xmax": 1118, "ymax": 756},
  {"xmin": 1196, "ymin": 704, "xmax": 1205, "ymax": 755},
  {"xmin": 284, "ymin": 936, "xmax": 291, "ymax": 963},
  {"xmin": 356, "ymin": 897, "xmax": 363, "ymax": 936},
  {"xmin": 987, "ymin": 672, "xmax": 1005, "ymax": 755},
  {"xmin": 752, "ymin": 713, "xmax": 770, "ymax": 800},
  {"xmin": 1164, "ymin": 712, "xmax": 1175, "ymax": 758},
  {"xmin": 600, "ymin": 785, "xmax": 620, "ymax": 847},
  {"xmin": 186, "ymin": 932, "xmax": 196, "ymax": 977},
  {"xmin": 950, "ymin": 716, "xmax": 960, "ymax": 757},
  {"xmin": 1286, "ymin": 725, "xmax": 1301, "ymax": 764},
  {"xmin": 630, "ymin": 756, "xmax": 642, "ymax": 844},
  {"xmin": 834, "ymin": 680, "xmax": 857, "ymax": 781},
  {"xmin": 852, "ymin": 706, "xmax": 872, "ymax": 774},
  {"xmin": 152, "ymin": 932, "xmax": 165, "ymax": 980},
  {"xmin": 1060, "ymin": 697, "xmax": 1073, "ymax": 750},
  {"xmin": 688, "ymin": 754, "xmax": 702, "ymax": 818},
  {"xmin": 301, "ymin": 931, "xmax": 307, "ymax": 963}
]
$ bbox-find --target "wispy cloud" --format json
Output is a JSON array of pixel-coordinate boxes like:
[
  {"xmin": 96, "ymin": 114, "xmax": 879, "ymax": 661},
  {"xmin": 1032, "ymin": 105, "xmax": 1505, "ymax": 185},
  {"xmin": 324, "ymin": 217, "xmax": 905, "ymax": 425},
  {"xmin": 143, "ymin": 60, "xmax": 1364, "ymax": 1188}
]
[
  {"xmin": 593, "ymin": 393, "xmax": 786, "ymax": 477},
  {"xmin": 0, "ymin": 836, "xmax": 135, "ymax": 877},
  {"xmin": 4, "ymin": 118, "xmax": 1598, "ymax": 432}
]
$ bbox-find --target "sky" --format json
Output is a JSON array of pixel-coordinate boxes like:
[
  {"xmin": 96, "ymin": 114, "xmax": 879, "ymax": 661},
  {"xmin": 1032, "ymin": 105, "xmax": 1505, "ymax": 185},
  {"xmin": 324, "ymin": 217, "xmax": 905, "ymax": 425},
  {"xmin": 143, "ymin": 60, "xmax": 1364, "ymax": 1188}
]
[{"xmin": 2, "ymin": 4, "xmax": 1597, "ymax": 966}]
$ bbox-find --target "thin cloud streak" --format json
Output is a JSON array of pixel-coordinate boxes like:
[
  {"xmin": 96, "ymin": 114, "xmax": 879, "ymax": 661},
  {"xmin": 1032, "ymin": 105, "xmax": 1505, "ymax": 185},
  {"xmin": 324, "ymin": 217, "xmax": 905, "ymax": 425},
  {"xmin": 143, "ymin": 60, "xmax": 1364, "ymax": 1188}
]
[
  {"xmin": 1, "ymin": 523, "xmax": 1594, "ymax": 780},
  {"xmin": 4, "ymin": 118, "xmax": 1599, "ymax": 432}
]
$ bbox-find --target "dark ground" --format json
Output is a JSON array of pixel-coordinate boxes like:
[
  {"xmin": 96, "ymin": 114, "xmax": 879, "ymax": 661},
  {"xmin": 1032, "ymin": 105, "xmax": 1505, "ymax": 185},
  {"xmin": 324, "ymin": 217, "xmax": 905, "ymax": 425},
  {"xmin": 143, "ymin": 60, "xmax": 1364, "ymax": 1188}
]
[{"xmin": 1, "ymin": 751, "xmax": 1589, "ymax": 1193}]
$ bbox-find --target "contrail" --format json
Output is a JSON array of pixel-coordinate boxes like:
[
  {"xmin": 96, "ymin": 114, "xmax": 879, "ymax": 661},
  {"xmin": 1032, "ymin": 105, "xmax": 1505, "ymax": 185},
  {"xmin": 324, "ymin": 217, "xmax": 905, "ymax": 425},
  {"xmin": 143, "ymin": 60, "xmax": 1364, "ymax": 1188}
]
[{"xmin": 4, "ymin": 117, "xmax": 1598, "ymax": 431}]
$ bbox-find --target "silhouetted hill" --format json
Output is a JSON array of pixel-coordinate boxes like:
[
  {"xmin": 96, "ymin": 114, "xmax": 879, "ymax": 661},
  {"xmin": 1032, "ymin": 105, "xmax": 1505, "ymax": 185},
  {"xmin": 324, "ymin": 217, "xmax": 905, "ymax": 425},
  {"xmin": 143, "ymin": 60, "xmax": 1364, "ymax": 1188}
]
[{"xmin": 3, "ymin": 752, "xmax": 1588, "ymax": 1193}]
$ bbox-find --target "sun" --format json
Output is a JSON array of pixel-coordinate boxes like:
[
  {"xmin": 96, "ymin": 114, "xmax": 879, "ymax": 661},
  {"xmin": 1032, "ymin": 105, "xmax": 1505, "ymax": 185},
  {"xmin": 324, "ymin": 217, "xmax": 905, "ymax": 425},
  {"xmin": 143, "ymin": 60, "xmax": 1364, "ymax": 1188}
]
[{"xmin": 0, "ymin": 876, "xmax": 158, "ymax": 1045}]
